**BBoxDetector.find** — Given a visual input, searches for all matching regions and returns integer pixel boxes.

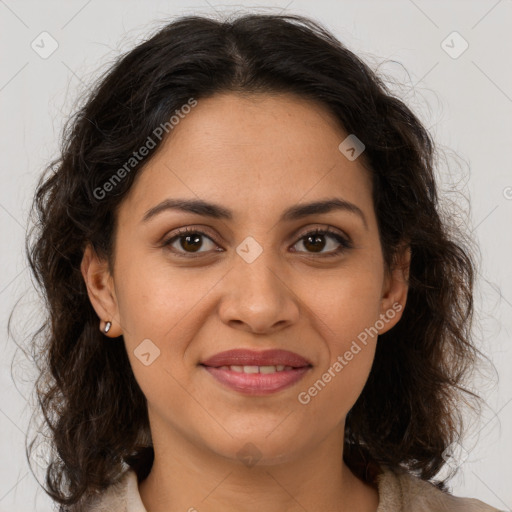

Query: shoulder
[375,465,504,512]
[71,467,146,512]
[65,464,504,512]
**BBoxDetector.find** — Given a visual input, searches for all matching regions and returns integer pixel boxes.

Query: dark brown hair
[22,12,492,509]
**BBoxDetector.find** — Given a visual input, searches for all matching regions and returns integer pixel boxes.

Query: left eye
[291,228,352,256]
[161,227,352,258]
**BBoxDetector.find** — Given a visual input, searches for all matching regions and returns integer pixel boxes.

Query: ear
[80,243,123,337]
[378,242,411,335]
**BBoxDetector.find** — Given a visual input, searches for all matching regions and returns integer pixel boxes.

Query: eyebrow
[142,197,368,230]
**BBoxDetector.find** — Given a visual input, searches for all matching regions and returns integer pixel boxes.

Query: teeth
[259,365,278,374]
[220,365,293,373]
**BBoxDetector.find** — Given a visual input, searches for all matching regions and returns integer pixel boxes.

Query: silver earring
[104,321,112,334]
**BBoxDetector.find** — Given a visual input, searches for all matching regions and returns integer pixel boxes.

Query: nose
[218,250,300,335]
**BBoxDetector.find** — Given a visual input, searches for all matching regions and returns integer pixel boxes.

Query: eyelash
[161,226,353,259]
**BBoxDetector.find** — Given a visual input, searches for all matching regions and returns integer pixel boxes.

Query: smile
[201,365,311,395]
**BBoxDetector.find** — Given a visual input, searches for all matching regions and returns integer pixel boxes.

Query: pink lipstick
[200,349,312,395]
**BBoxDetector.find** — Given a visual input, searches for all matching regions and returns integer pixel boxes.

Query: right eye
[161,227,222,258]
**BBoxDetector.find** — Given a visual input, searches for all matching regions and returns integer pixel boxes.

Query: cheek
[296,267,382,405]
[300,264,383,343]
[113,254,220,391]
[288,309,380,440]
[114,250,213,338]
[295,344,376,434]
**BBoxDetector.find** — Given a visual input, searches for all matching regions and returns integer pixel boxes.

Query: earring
[104,321,112,334]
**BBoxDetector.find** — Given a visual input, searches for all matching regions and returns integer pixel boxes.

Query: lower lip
[202,365,311,395]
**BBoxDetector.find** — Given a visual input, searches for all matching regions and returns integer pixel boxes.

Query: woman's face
[83,92,409,465]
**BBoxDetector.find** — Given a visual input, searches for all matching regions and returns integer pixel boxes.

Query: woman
[25,12,502,512]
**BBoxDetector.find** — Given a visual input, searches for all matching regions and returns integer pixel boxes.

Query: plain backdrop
[1,1,511,510]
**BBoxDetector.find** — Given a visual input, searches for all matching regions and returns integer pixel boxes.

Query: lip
[200,349,312,396]
[201,349,312,368]
[202,366,311,395]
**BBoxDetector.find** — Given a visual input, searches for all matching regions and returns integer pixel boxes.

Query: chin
[209,432,305,468]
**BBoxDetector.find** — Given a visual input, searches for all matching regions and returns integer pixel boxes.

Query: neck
[138,424,379,512]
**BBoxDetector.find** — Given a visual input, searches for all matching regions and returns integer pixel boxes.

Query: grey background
[0,0,511,510]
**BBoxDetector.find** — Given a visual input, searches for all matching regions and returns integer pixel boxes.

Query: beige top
[79,465,503,512]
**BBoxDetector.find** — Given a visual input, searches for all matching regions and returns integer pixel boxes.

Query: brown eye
[161,226,352,259]
[176,232,204,253]
[162,227,219,257]
[291,228,352,257]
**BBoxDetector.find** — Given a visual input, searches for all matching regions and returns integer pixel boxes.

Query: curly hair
[21,12,490,509]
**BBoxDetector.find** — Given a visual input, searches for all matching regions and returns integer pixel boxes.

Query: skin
[81,92,410,512]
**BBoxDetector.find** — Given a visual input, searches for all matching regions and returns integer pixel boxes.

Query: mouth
[200,348,312,368]
[200,349,313,395]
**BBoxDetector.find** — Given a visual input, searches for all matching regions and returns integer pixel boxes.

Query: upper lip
[201,349,312,368]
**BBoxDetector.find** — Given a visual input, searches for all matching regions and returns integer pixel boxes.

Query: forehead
[119,92,374,227]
